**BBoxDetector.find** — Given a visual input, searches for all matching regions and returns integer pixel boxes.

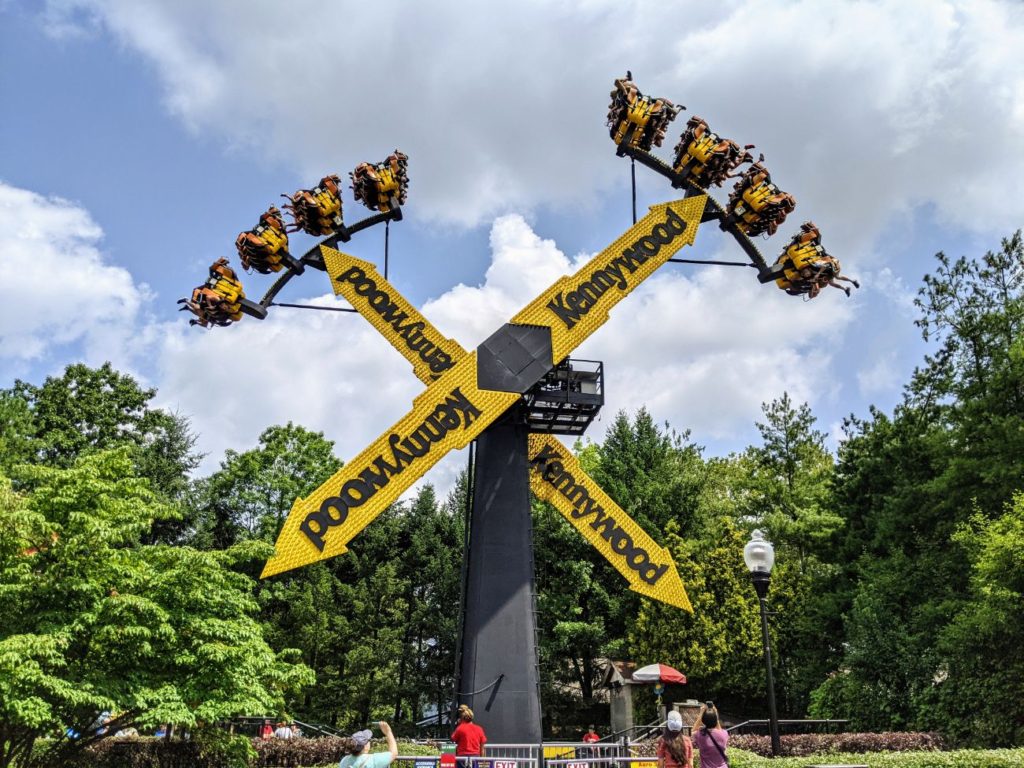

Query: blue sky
[2,0,1022,486]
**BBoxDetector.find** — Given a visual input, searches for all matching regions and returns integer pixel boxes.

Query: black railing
[727,719,849,735]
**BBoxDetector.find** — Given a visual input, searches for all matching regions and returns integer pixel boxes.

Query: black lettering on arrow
[546,206,688,330]
[529,443,664,585]
[337,266,455,378]
[299,386,484,551]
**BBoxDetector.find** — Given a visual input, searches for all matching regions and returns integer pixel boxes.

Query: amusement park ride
[178,74,858,741]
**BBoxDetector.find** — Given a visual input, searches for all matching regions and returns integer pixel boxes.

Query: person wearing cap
[340,721,398,768]
[582,725,600,744]
[657,711,693,768]
[450,705,486,766]
[692,704,728,768]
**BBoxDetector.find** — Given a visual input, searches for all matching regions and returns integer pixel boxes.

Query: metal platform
[523,359,604,436]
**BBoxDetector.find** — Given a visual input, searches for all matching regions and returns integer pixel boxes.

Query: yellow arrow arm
[512,196,706,363]
[526,436,691,611]
[321,247,467,385]
[262,353,519,578]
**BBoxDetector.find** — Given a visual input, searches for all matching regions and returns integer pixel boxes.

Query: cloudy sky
[2,0,1023,491]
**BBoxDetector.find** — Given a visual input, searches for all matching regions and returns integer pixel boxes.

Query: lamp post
[744,529,781,757]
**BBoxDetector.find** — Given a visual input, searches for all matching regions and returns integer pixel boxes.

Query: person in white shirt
[275,722,294,739]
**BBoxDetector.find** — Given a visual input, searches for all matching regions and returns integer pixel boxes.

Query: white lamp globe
[743,529,775,574]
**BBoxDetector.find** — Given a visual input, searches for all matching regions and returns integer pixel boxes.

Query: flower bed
[728,731,945,757]
[727,747,1024,768]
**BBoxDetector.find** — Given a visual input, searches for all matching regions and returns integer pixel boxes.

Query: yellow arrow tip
[261,543,349,579]
[631,552,692,612]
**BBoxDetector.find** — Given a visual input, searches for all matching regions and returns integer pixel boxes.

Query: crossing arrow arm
[261,352,518,578]
[320,246,468,386]
[264,199,706,584]
[527,435,692,612]
[512,196,705,363]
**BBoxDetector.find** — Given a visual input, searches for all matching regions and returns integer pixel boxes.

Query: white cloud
[154,293,423,473]
[857,350,903,397]
[153,211,859,475]
[0,181,149,368]
[869,267,918,316]
[40,0,1024,249]
[0,175,860,486]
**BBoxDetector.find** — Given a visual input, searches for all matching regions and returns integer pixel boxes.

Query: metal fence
[388,741,649,768]
[391,742,642,768]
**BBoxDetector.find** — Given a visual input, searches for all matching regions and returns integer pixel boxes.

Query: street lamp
[744,529,781,757]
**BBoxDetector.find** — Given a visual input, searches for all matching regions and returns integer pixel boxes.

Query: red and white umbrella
[633,663,687,685]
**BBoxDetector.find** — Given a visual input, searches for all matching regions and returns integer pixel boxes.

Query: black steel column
[457,406,542,743]
[752,573,781,756]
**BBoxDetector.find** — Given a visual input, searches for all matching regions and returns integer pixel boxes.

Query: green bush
[729,732,944,757]
[725,747,1024,768]
[194,729,257,768]
[70,736,435,767]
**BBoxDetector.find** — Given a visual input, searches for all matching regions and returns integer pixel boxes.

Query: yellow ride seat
[236,207,290,273]
[612,98,650,146]
[687,131,718,168]
[741,180,777,213]
[375,165,400,206]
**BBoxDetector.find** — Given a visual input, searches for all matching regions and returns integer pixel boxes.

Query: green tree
[532,411,707,730]
[0,392,36,476]
[737,394,842,714]
[919,494,1024,746]
[390,484,462,726]
[592,408,705,536]
[3,363,200,543]
[0,450,312,768]
[741,393,840,569]
[190,423,342,548]
[812,233,1024,737]
[629,516,766,713]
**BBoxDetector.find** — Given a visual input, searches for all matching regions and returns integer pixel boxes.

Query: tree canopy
[1,231,1022,755]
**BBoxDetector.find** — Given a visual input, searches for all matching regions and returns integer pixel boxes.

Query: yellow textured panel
[512,197,704,362]
[322,247,467,384]
[528,435,692,612]
[262,352,518,578]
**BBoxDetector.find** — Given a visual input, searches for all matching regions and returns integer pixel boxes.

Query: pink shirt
[692,728,728,768]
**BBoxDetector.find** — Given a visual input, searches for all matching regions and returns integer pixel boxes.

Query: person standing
[450,705,486,766]
[657,711,692,768]
[259,720,273,740]
[691,705,728,768]
[275,721,294,739]
[582,725,600,744]
[340,721,398,768]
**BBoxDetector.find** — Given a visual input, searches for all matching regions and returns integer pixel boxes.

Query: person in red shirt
[582,725,600,744]
[451,705,486,764]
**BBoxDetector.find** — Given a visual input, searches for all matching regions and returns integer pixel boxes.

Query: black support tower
[457,405,542,743]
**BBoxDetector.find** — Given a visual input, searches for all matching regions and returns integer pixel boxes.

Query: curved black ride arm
[616,144,782,282]
[245,207,404,315]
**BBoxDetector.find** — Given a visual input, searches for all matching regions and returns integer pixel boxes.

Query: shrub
[727,747,1024,768]
[253,736,356,766]
[68,735,431,768]
[728,731,945,757]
